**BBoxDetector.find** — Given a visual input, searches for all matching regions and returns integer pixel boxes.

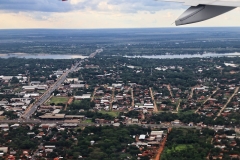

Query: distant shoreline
[0,52,239,59]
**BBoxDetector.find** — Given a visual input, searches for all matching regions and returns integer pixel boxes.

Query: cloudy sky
[0,0,240,29]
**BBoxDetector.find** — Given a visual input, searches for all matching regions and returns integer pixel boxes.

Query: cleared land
[47,96,69,105]
[99,111,120,117]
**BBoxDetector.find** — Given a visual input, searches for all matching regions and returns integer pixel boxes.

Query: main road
[22,61,82,119]
[0,119,203,129]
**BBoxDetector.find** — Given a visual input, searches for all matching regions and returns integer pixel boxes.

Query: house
[53,70,64,76]
[10,124,20,129]
[23,93,39,98]
[0,147,8,153]
[45,145,56,149]
[113,123,120,127]
[132,118,139,123]
[0,124,9,130]
[171,119,181,124]
[112,84,123,88]
[139,135,146,140]
[70,84,85,88]
[30,81,41,85]
[74,94,91,100]
[7,155,15,160]
[150,131,164,137]
[0,101,8,106]
[112,105,118,109]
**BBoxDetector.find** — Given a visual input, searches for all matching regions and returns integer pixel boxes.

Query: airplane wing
[162,0,240,25]
[164,0,240,7]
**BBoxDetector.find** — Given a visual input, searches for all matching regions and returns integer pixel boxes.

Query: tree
[11,76,19,84]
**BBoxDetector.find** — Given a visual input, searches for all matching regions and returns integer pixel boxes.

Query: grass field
[82,119,93,124]
[47,96,69,105]
[166,144,193,154]
[99,111,120,117]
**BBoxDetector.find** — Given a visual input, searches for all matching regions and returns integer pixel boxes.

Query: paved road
[1,118,238,132]
[23,61,82,119]
[0,119,202,129]
[89,49,103,58]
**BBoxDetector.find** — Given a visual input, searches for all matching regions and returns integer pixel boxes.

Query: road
[149,87,158,112]
[176,99,181,112]
[1,118,238,132]
[0,119,202,128]
[89,49,103,58]
[214,87,239,120]
[195,88,219,114]
[188,86,195,99]
[166,84,173,97]
[23,61,82,119]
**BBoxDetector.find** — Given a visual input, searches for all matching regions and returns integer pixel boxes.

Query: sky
[1,0,240,29]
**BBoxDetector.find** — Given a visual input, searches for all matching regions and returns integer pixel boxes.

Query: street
[22,61,82,119]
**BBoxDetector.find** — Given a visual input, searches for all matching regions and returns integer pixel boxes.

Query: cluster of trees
[80,56,240,92]
[0,29,98,55]
[7,127,38,150]
[42,125,150,160]
[3,111,18,119]
[150,112,232,126]
[74,125,150,160]
[161,128,214,160]
[68,99,95,110]
[0,58,73,76]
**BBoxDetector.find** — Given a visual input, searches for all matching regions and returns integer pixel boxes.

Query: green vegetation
[161,128,214,160]
[69,99,95,110]
[165,144,193,153]
[60,125,151,160]
[47,96,69,105]
[82,119,93,123]
[99,111,120,117]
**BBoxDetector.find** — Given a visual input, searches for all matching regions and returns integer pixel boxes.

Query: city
[0,47,240,159]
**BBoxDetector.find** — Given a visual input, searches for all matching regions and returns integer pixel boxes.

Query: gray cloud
[0,0,183,13]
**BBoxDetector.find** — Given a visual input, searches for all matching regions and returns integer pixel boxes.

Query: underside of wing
[163,0,240,7]
[175,5,235,26]
[162,0,238,25]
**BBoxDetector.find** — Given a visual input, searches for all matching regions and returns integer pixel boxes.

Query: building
[61,123,78,128]
[0,124,9,130]
[39,113,65,120]
[0,147,8,153]
[65,115,85,120]
[70,84,85,89]
[74,94,91,100]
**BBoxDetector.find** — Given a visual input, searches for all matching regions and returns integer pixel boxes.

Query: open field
[99,111,120,117]
[82,119,93,124]
[47,96,69,105]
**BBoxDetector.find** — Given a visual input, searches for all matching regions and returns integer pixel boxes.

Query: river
[125,52,240,59]
[0,53,88,59]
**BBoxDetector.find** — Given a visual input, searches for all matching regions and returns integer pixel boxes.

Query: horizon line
[1,26,240,30]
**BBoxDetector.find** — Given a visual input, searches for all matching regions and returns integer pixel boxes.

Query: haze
[1,0,240,29]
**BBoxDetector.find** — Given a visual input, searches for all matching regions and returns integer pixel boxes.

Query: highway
[0,119,202,129]
[89,49,103,58]
[22,61,82,119]
[1,118,238,131]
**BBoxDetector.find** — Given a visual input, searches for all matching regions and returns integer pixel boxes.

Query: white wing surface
[162,0,240,25]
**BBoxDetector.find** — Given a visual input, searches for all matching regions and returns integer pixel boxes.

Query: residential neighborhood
[0,56,240,159]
